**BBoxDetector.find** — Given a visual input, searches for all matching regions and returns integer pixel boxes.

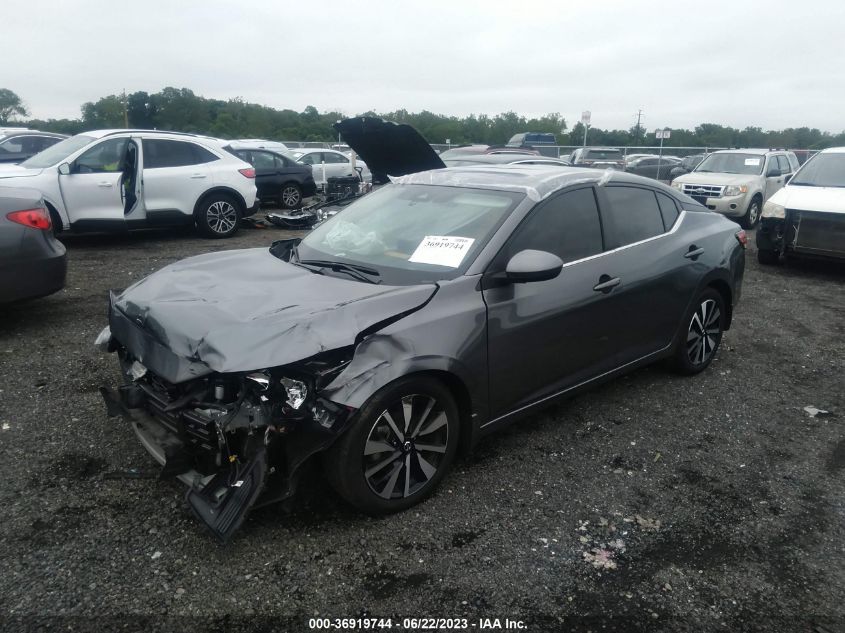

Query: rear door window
[656,192,680,230]
[776,155,791,173]
[602,186,666,248]
[250,151,276,170]
[143,139,217,168]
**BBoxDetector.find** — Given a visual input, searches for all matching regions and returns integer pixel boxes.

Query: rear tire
[757,249,780,265]
[672,288,725,375]
[280,183,302,209]
[325,376,459,515]
[740,196,761,229]
[195,193,241,239]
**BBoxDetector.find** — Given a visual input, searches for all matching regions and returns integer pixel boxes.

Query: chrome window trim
[554,209,687,271]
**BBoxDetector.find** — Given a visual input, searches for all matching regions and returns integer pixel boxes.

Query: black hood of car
[333,117,445,177]
[110,248,437,381]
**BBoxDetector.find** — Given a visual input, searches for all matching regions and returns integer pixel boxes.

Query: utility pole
[122,89,128,128]
[634,108,644,145]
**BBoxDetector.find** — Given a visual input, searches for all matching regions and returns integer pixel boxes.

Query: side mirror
[58,162,70,175]
[766,167,781,178]
[784,174,793,184]
[505,249,563,283]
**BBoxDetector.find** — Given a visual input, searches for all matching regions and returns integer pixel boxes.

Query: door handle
[593,275,621,292]
[190,173,207,179]
[98,181,113,188]
[685,246,705,259]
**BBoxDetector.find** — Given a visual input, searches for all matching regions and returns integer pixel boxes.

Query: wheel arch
[706,278,733,330]
[43,199,67,232]
[193,186,247,217]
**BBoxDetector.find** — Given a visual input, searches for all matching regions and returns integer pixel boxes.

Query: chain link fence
[280,141,819,164]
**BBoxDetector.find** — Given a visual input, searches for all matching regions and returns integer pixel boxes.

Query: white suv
[0,130,258,238]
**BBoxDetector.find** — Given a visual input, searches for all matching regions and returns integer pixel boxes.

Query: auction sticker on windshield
[409,236,475,268]
[744,158,761,166]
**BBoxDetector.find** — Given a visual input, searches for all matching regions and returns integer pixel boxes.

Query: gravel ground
[0,217,843,633]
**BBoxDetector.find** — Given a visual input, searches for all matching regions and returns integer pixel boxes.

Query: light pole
[581,110,591,148]
[336,120,341,146]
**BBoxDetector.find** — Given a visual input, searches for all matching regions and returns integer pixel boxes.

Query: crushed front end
[98,325,355,543]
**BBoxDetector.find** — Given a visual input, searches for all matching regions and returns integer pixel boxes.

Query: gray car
[98,166,745,541]
[0,186,67,303]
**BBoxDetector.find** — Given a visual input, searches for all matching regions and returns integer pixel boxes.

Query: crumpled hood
[0,164,44,179]
[768,185,845,214]
[112,248,438,377]
[334,117,445,177]
[677,172,758,186]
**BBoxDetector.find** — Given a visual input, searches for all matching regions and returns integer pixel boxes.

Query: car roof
[819,147,845,154]
[711,148,791,156]
[444,153,548,165]
[0,130,67,138]
[392,165,677,202]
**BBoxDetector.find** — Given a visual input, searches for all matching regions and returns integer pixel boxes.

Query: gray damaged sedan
[98,165,746,541]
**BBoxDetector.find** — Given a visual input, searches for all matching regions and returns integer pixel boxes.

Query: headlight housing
[723,185,748,196]
[671,182,684,190]
[762,200,786,219]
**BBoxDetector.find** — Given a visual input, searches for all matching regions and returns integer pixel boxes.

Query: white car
[234,138,289,153]
[288,148,371,187]
[756,147,845,264]
[0,130,258,238]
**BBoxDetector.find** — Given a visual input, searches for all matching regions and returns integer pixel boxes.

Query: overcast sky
[6,0,845,132]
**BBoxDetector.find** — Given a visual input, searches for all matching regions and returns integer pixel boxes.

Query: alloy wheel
[281,186,301,208]
[748,201,760,225]
[363,394,449,500]
[206,200,237,234]
[686,298,721,365]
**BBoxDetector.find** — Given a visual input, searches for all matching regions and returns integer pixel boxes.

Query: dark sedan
[625,155,682,180]
[0,187,67,303]
[97,166,745,541]
[227,146,316,208]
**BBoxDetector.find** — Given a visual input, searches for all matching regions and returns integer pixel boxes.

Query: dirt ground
[0,217,843,633]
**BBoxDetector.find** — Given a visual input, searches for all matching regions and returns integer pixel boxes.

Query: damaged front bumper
[99,351,354,543]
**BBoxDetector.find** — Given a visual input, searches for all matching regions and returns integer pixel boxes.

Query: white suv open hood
[769,185,845,215]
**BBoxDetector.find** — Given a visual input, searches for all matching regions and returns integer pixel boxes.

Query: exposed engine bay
[101,344,355,543]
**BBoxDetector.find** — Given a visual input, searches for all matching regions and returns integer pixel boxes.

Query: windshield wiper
[297,259,381,284]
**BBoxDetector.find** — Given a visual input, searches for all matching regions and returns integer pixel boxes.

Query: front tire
[325,376,459,514]
[672,288,725,375]
[757,249,780,265]
[740,196,761,229]
[195,193,241,239]
[280,183,303,209]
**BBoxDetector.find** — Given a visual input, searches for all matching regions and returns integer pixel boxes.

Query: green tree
[0,88,29,123]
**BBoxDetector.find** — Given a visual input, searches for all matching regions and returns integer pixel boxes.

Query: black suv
[0,129,67,164]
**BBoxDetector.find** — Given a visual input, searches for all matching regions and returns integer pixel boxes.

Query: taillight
[238,167,256,178]
[735,230,748,248]
[7,207,51,230]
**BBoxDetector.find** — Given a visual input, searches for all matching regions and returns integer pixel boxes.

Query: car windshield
[789,153,845,188]
[297,184,522,284]
[20,135,95,168]
[695,153,764,175]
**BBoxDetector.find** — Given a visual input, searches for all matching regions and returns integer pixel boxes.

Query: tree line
[3,87,844,149]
